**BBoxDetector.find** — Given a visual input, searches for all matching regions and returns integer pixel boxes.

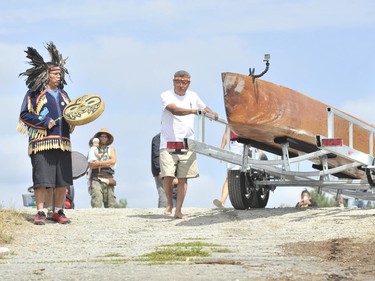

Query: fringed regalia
[17,41,74,155]
[17,89,74,155]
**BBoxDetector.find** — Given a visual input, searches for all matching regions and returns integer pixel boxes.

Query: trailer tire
[228,169,271,209]
[249,184,270,208]
[228,170,252,210]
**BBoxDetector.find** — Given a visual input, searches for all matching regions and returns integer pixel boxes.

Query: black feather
[45,41,70,88]
[19,47,48,92]
[19,42,70,92]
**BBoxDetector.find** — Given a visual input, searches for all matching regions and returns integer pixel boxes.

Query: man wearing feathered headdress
[18,42,74,225]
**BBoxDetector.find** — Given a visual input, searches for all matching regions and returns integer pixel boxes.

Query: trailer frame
[185,109,375,209]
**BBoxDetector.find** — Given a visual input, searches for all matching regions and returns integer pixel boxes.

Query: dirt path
[1,207,375,281]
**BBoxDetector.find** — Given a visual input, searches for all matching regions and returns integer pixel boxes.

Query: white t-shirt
[160,89,206,149]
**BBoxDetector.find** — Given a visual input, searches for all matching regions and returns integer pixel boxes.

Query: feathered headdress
[19,41,69,92]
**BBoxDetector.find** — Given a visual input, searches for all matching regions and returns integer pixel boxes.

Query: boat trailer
[184,109,375,209]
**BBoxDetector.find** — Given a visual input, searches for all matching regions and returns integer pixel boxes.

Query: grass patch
[138,240,230,264]
[141,247,209,263]
[211,247,233,253]
[0,209,25,246]
[161,241,220,248]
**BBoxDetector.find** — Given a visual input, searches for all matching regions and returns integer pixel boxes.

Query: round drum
[63,94,105,126]
[72,151,88,179]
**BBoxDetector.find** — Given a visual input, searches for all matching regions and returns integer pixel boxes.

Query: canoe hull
[222,72,374,179]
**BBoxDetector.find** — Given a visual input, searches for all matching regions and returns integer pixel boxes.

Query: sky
[1,0,375,210]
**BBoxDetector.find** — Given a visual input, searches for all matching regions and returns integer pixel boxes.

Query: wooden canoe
[222,72,375,179]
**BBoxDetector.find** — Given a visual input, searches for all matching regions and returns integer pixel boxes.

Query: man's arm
[165,103,198,116]
[19,94,52,129]
[165,103,219,121]
[89,147,117,169]
[202,106,219,120]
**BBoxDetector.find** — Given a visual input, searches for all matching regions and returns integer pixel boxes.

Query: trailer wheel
[248,172,270,208]
[228,169,271,209]
[228,170,252,210]
[249,185,269,208]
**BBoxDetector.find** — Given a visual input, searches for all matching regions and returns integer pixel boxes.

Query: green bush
[114,198,128,208]
[310,190,337,207]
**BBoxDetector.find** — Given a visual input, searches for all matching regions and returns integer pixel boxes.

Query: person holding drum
[18,42,73,225]
[88,128,117,208]
[160,70,218,219]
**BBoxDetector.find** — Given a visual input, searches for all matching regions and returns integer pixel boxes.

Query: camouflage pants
[89,179,116,208]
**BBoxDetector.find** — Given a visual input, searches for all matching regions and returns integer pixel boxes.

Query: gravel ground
[1,207,375,281]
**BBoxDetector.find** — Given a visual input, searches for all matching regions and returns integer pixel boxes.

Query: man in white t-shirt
[160,70,218,219]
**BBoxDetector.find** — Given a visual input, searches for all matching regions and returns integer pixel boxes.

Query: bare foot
[213,199,224,208]
[164,208,172,216]
[174,212,187,219]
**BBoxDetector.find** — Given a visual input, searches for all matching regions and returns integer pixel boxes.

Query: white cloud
[1,1,375,37]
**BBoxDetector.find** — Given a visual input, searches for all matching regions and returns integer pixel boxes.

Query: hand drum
[63,94,105,126]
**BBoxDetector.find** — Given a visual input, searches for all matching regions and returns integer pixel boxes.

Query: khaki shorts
[160,149,199,179]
